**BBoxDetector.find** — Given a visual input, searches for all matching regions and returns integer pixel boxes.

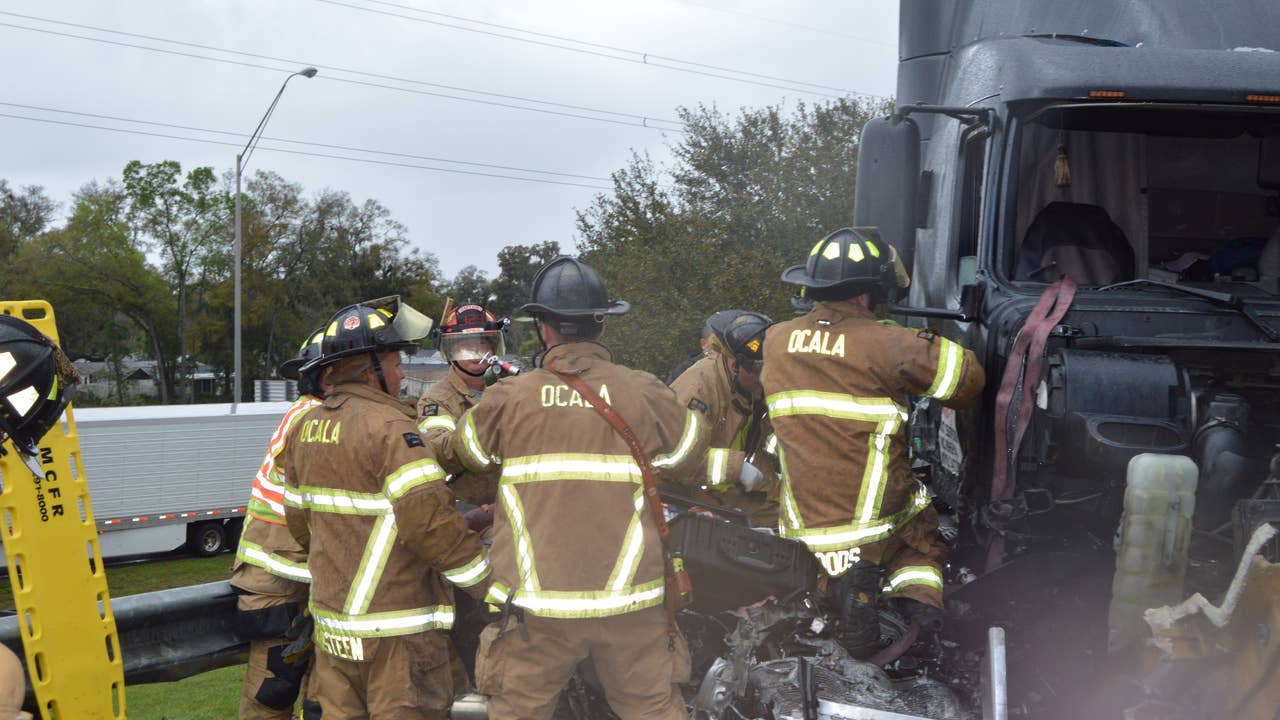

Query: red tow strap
[985,277,1077,572]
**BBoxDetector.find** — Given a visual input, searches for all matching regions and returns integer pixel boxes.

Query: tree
[488,241,561,358]
[10,181,177,401]
[122,160,224,400]
[577,98,883,375]
[0,180,57,280]
[444,265,491,307]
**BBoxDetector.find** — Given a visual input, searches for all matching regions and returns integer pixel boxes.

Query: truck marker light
[1088,90,1125,98]
[1246,94,1280,104]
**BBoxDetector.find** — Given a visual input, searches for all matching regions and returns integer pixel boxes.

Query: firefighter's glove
[282,609,315,666]
[462,504,495,533]
[739,461,765,492]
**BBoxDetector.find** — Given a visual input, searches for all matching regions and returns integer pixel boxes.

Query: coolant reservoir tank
[1107,453,1198,652]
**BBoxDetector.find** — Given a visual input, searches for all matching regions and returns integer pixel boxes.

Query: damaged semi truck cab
[855,1,1280,716]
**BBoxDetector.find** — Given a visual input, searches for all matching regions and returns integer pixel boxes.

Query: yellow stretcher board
[0,300,124,719]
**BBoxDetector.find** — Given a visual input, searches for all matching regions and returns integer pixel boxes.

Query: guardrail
[0,581,246,710]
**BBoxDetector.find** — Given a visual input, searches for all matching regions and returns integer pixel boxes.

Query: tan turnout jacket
[417,370,499,506]
[279,382,489,661]
[761,299,985,574]
[453,341,707,619]
[669,355,779,526]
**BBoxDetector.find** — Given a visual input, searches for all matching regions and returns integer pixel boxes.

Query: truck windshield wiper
[1096,279,1280,342]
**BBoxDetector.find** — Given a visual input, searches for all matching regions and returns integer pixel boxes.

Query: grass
[1,551,246,717]
[125,664,245,720]
[0,552,235,611]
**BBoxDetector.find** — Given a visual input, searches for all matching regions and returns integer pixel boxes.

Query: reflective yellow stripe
[653,409,702,469]
[312,604,455,638]
[502,484,541,591]
[605,488,647,591]
[884,565,943,593]
[236,537,312,583]
[383,458,444,502]
[706,448,730,488]
[501,454,641,484]
[418,415,456,432]
[288,486,390,515]
[854,419,900,525]
[487,578,665,619]
[925,337,964,401]
[459,412,495,468]
[442,550,491,588]
[344,514,397,615]
[781,483,932,554]
[777,445,804,532]
[766,390,907,423]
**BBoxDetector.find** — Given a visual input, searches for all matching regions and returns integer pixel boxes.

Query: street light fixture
[232,66,317,413]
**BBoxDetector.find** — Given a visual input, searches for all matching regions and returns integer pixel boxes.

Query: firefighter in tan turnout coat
[230,329,326,719]
[280,297,490,719]
[416,302,509,508]
[669,309,780,527]
[762,228,985,656]
[453,257,707,720]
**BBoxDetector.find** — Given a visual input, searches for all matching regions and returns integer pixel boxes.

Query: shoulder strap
[550,370,671,540]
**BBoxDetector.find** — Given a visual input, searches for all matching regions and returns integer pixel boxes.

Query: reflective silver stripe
[345,514,397,614]
[313,608,455,636]
[460,413,494,467]
[856,419,899,524]
[295,489,391,514]
[418,415,456,432]
[488,581,664,616]
[764,433,778,455]
[767,391,906,422]
[926,337,964,401]
[282,487,304,508]
[884,566,943,592]
[502,484,540,591]
[706,448,730,487]
[442,551,490,588]
[782,484,932,553]
[384,459,444,501]
[653,410,702,469]
[238,542,312,582]
[608,490,647,591]
[501,455,641,484]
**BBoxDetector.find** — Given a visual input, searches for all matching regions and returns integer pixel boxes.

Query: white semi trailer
[70,402,291,558]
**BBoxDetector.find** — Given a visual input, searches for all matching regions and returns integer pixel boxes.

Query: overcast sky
[1,1,897,278]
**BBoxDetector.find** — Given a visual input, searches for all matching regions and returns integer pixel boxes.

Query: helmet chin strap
[369,350,390,395]
[453,360,487,377]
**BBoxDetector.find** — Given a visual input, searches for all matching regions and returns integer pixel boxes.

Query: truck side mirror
[854,115,921,272]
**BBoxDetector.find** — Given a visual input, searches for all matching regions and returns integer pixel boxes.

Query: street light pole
[232,66,317,413]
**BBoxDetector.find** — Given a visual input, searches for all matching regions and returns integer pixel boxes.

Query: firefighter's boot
[836,560,884,661]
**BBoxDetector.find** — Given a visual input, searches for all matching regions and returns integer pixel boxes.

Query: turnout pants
[860,505,947,608]
[312,630,453,720]
[237,592,313,720]
[475,605,690,720]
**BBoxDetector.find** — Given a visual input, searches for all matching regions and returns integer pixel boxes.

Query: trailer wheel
[187,521,227,557]
[225,518,244,553]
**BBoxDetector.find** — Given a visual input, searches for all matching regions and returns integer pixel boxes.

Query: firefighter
[664,316,715,385]
[279,296,490,720]
[452,257,707,720]
[669,309,780,527]
[416,302,511,508]
[230,328,329,719]
[762,228,985,657]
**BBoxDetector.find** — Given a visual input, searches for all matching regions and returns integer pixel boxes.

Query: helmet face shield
[388,300,434,346]
[440,332,504,362]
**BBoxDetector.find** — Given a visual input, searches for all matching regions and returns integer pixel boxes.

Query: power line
[675,1,894,46]
[0,101,611,181]
[0,13,684,131]
[0,112,614,191]
[309,0,876,100]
